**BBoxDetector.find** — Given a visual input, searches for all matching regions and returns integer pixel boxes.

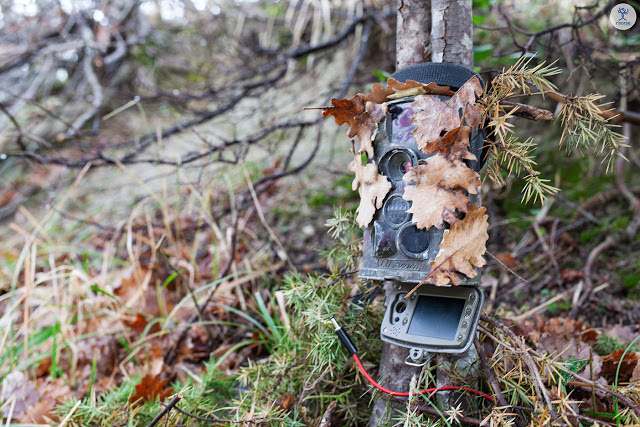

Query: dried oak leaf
[129,373,174,404]
[366,78,454,104]
[600,350,639,384]
[411,76,483,154]
[402,155,480,229]
[421,125,477,160]
[423,203,488,286]
[349,152,391,228]
[321,95,387,158]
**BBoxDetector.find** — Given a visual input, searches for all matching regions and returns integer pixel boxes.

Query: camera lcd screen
[407,295,466,340]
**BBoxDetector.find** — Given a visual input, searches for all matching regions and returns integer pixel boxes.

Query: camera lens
[383,195,410,227]
[380,149,414,182]
[397,224,430,258]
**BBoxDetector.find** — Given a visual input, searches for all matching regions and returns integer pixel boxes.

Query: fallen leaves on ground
[129,373,174,404]
[601,350,638,383]
[274,393,295,412]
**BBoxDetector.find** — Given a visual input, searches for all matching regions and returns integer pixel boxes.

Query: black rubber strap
[391,62,484,91]
[390,62,488,172]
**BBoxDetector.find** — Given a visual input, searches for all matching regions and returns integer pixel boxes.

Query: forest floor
[1,72,639,426]
[1,145,640,425]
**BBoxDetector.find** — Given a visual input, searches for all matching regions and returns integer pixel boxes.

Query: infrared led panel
[407,295,466,340]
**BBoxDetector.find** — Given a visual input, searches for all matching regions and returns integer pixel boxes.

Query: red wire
[353,354,495,403]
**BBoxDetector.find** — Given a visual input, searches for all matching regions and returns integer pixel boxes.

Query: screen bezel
[380,284,482,351]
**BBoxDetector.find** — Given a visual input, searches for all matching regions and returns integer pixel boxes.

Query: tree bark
[369,2,476,425]
[368,3,434,422]
[431,0,474,68]
[396,0,431,69]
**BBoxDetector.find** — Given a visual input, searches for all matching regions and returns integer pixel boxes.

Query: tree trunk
[430,0,478,411]
[369,1,475,425]
[396,0,431,69]
[367,3,433,420]
[368,282,422,426]
[431,0,474,68]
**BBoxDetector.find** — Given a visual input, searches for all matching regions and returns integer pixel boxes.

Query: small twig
[474,337,527,426]
[481,315,640,418]
[569,236,614,317]
[499,101,554,121]
[615,74,640,236]
[480,315,566,426]
[486,251,530,285]
[318,401,338,427]
[161,402,269,424]
[145,393,182,427]
[474,338,509,408]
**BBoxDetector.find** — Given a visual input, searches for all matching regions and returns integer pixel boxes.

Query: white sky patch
[192,0,208,11]
[12,0,39,17]
[59,0,73,13]
[56,68,69,82]
[92,9,104,22]
[59,0,95,13]
[160,0,186,21]
[140,0,157,16]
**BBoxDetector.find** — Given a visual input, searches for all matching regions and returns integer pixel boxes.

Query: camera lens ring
[396,222,430,259]
[381,195,411,228]
[379,148,417,182]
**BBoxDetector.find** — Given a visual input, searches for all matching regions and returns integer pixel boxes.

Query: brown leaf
[321,96,387,157]
[35,357,52,378]
[600,350,639,384]
[423,203,488,286]
[631,361,640,383]
[420,125,477,161]
[349,151,391,228]
[402,155,480,230]
[411,77,483,154]
[560,269,584,282]
[129,374,174,405]
[0,189,18,207]
[366,78,454,104]
[274,393,295,412]
[21,378,71,424]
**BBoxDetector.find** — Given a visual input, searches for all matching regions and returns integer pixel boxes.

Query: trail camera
[358,63,487,357]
